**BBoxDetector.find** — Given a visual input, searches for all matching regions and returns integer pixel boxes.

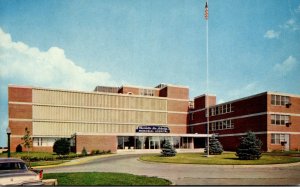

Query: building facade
[8,84,300,153]
[8,84,208,153]
[188,92,300,151]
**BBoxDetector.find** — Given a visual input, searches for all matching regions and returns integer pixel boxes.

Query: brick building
[8,84,208,153]
[188,92,300,151]
[8,84,300,153]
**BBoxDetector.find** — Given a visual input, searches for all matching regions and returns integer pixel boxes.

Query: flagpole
[205,0,210,157]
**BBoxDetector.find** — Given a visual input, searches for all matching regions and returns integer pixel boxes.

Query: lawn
[140,152,300,165]
[43,172,172,186]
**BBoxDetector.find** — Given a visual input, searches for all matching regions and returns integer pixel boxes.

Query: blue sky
[0,0,299,146]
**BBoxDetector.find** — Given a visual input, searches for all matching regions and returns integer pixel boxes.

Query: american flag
[204,1,208,20]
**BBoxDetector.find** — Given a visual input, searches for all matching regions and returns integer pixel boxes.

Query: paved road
[42,154,300,185]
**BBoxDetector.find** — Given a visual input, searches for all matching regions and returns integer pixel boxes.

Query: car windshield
[0,162,27,170]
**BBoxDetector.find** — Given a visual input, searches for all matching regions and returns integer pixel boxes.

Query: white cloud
[281,18,299,31]
[273,56,298,75]
[264,30,280,39]
[0,28,117,91]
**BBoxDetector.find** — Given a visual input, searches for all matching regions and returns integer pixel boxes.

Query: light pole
[6,127,11,158]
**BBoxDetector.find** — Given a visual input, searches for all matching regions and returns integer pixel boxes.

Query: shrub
[204,134,223,155]
[236,131,262,160]
[95,150,100,154]
[81,147,88,156]
[16,144,23,152]
[53,138,71,155]
[161,140,176,157]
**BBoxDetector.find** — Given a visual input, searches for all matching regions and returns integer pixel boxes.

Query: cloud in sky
[281,19,299,31]
[0,28,117,91]
[264,30,280,39]
[273,56,298,75]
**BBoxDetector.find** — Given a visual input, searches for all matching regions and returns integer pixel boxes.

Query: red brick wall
[167,100,189,112]
[219,134,267,151]
[119,87,140,95]
[168,126,187,134]
[32,147,53,152]
[9,104,32,119]
[290,134,300,151]
[9,121,32,135]
[268,94,300,114]
[167,113,187,125]
[10,137,24,152]
[159,86,189,99]
[8,87,32,103]
[76,135,117,153]
[193,95,216,110]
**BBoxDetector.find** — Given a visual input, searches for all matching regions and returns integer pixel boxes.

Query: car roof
[0,158,25,163]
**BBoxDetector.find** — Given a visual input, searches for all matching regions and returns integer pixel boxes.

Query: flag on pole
[204,1,208,20]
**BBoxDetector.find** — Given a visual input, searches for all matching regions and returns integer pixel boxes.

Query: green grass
[140,152,300,165]
[43,172,172,186]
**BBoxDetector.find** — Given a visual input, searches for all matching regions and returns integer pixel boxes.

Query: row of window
[209,120,234,131]
[139,89,155,96]
[271,95,290,106]
[209,104,232,116]
[271,114,290,125]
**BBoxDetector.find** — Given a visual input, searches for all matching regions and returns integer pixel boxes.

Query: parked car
[0,158,43,185]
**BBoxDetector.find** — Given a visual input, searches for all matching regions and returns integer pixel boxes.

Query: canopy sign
[136,126,170,133]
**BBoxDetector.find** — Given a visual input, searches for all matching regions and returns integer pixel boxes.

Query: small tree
[16,144,23,152]
[161,140,177,157]
[81,147,88,156]
[21,127,32,168]
[204,134,223,155]
[236,131,262,160]
[53,138,71,155]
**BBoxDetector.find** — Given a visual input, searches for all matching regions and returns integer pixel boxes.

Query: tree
[21,127,32,152]
[21,127,32,167]
[236,131,263,160]
[161,140,177,157]
[53,138,71,155]
[16,144,23,152]
[204,134,224,155]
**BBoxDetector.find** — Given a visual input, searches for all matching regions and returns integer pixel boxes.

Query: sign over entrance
[136,126,170,133]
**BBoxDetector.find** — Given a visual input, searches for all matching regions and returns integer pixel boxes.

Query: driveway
[42,154,300,185]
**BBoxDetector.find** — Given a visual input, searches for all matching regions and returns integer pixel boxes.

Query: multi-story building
[8,84,208,153]
[188,92,300,151]
[8,83,300,153]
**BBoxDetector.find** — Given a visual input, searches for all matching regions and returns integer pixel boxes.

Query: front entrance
[149,137,160,149]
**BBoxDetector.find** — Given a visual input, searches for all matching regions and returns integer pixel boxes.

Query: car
[0,158,43,185]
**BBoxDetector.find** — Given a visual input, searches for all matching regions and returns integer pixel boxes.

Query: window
[271,95,290,106]
[271,114,290,125]
[271,134,288,144]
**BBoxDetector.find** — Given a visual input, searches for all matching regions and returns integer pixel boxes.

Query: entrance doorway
[149,137,160,149]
